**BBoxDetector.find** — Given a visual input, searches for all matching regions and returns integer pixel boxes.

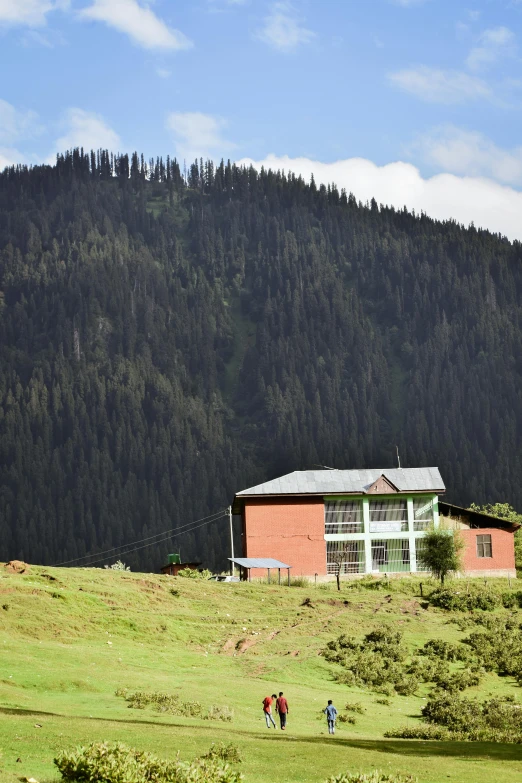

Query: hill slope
[1,565,522,783]
[1,153,522,568]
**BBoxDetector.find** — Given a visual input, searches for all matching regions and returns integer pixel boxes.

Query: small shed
[161,561,201,576]
[229,557,292,585]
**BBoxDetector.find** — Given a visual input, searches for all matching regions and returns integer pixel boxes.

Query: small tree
[417,529,463,585]
[330,543,354,591]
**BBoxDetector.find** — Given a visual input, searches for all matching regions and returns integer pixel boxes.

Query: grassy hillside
[0,565,521,783]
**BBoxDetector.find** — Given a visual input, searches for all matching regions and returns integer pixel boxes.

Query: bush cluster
[344,702,365,714]
[421,693,522,742]
[463,619,522,679]
[429,586,522,612]
[115,690,233,721]
[325,772,417,783]
[384,725,448,740]
[177,568,212,580]
[54,742,243,783]
[201,743,242,764]
[324,627,482,696]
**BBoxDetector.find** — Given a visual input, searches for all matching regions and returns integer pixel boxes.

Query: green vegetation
[1,565,522,783]
[2,152,522,571]
[54,742,243,783]
[416,530,463,585]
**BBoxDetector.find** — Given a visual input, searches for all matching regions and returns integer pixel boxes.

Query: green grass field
[0,564,521,783]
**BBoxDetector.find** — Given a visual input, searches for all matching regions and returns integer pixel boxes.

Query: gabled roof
[235,467,445,500]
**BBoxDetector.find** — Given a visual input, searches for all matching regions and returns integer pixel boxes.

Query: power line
[78,513,228,569]
[51,508,228,567]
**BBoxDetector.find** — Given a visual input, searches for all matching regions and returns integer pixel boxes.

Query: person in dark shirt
[275,691,289,730]
[262,693,277,728]
[323,699,338,734]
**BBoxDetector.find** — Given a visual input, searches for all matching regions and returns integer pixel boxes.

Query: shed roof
[229,557,291,569]
[439,501,521,531]
[236,467,444,500]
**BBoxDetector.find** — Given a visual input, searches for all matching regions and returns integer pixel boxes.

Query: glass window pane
[325,500,363,534]
[369,500,408,532]
[413,498,434,531]
[370,539,410,573]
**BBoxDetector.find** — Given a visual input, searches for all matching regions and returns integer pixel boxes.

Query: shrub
[178,568,212,580]
[116,690,232,721]
[384,725,448,740]
[375,698,390,706]
[325,771,417,783]
[205,705,234,722]
[429,587,500,611]
[344,702,365,714]
[201,743,242,764]
[54,742,243,783]
[338,714,356,724]
[393,677,418,696]
[463,620,522,676]
[109,560,130,571]
[421,692,522,741]
[419,639,469,662]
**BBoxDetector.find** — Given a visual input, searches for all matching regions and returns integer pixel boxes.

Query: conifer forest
[1,151,521,571]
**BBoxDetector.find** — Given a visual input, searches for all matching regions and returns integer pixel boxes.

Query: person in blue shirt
[323,700,338,734]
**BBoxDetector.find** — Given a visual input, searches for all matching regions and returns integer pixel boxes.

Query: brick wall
[243,497,326,577]
[460,528,515,573]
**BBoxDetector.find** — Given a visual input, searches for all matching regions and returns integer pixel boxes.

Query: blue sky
[2,0,522,238]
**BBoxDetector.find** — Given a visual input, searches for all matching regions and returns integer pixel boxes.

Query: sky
[1,0,522,239]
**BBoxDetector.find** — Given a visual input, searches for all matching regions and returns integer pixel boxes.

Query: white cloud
[411,125,522,186]
[388,66,492,103]
[51,108,120,158]
[79,0,193,51]
[256,2,314,53]
[166,111,235,161]
[0,98,42,144]
[0,147,26,169]
[238,153,522,241]
[156,67,171,78]
[466,26,515,72]
[0,0,68,27]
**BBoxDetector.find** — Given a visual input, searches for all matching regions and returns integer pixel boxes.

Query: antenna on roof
[313,464,336,470]
[396,446,401,469]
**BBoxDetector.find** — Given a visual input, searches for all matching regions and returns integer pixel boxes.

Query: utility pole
[228,505,235,575]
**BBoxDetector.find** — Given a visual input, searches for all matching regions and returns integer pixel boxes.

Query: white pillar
[407,496,417,572]
[362,497,372,573]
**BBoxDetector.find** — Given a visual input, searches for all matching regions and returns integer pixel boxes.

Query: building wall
[243,497,326,577]
[460,527,516,575]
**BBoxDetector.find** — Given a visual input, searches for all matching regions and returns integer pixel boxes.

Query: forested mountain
[1,150,521,571]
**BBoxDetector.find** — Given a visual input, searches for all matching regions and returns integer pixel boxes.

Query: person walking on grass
[276,691,289,730]
[323,700,338,735]
[262,693,278,728]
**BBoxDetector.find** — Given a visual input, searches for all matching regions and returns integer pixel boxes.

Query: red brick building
[232,468,518,579]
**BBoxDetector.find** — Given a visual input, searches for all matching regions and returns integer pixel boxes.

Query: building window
[476,534,492,558]
[371,539,410,573]
[413,498,434,531]
[324,500,363,534]
[369,500,408,532]
[326,540,365,574]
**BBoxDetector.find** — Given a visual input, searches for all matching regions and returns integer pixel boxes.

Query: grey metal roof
[229,557,291,569]
[236,467,444,497]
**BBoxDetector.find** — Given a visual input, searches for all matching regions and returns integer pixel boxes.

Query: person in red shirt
[275,691,289,730]
[262,693,277,728]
